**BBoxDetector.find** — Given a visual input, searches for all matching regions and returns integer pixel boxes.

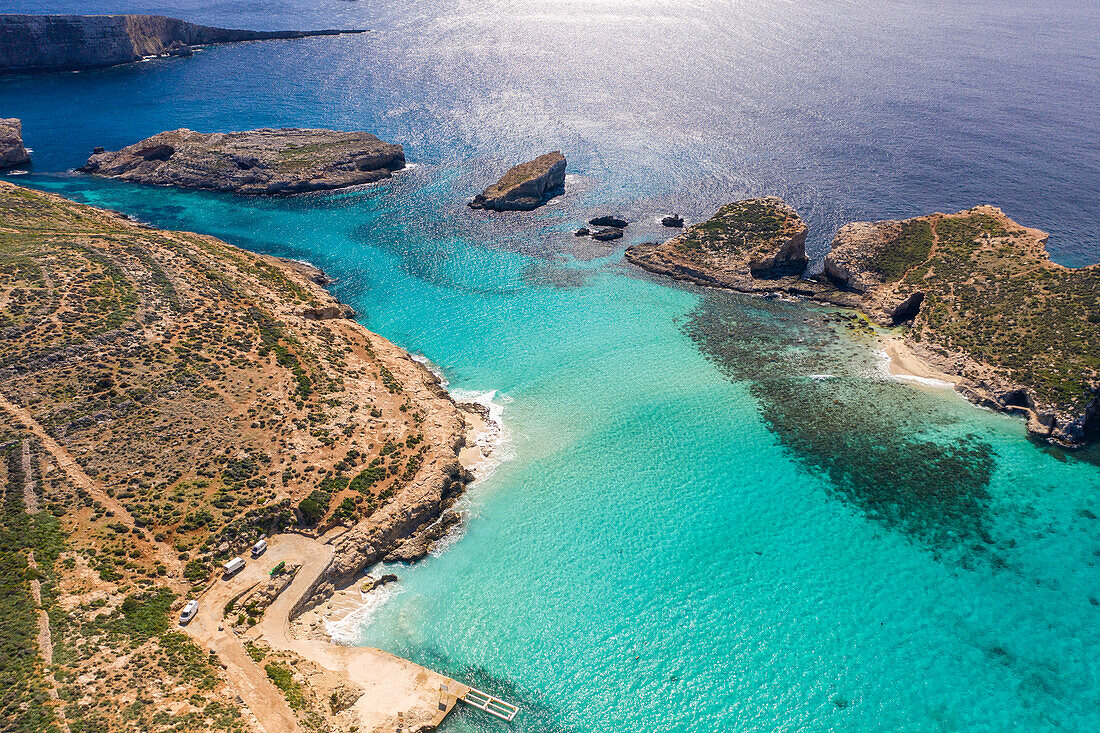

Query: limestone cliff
[79,127,405,195]
[0,14,367,73]
[469,151,566,211]
[0,118,30,168]
[825,206,1099,447]
[625,197,833,297]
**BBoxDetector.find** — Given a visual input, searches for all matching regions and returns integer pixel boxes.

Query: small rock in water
[661,214,684,227]
[591,227,624,242]
[589,215,628,228]
[574,226,591,237]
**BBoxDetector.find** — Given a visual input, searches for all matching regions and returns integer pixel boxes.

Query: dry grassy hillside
[0,181,469,731]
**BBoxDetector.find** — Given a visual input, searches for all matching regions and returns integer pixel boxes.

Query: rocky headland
[0,181,476,731]
[824,206,1099,447]
[469,151,566,211]
[627,198,1099,447]
[79,127,405,194]
[0,14,367,73]
[0,118,30,168]
[625,197,844,300]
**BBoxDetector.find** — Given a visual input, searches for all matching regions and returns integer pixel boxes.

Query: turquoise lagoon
[5,0,1100,729]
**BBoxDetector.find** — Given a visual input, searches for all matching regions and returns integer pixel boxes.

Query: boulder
[469,151,566,211]
[661,214,684,227]
[0,119,30,168]
[589,215,628,228]
[591,227,624,242]
[301,303,354,321]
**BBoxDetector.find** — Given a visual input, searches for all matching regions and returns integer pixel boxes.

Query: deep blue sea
[5,1,1100,730]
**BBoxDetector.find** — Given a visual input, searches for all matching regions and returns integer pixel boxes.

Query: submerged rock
[0,118,30,168]
[0,14,368,73]
[79,127,405,195]
[469,151,566,211]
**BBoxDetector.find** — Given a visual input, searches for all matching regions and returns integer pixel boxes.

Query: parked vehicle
[251,539,268,557]
[222,557,245,577]
[179,600,199,625]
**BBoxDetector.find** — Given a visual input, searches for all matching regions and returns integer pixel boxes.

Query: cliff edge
[0,14,367,73]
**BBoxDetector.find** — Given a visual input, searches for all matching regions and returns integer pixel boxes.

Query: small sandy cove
[880,334,961,386]
[185,409,499,733]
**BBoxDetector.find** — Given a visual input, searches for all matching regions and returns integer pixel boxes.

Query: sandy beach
[880,334,961,386]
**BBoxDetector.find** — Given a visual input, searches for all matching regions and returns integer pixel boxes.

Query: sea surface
[5,1,1100,730]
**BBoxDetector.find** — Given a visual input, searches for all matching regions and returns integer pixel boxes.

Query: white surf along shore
[300,355,514,644]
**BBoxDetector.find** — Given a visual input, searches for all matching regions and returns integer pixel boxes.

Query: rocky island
[625,197,836,297]
[469,151,566,211]
[824,206,1099,447]
[0,181,479,732]
[0,118,30,168]
[79,127,406,194]
[627,198,1099,447]
[0,14,367,73]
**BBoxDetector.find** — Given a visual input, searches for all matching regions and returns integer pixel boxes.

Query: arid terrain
[0,181,475,732]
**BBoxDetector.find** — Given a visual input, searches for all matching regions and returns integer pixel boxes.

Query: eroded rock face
[825,206,1100,448]
[469,151,566,211]
[79,128,405,195]
[0,14,367,73]
[0,118,30,168]
[301,303,355,321]
[626,197,809,293]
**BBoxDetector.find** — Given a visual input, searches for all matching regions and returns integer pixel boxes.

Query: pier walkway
[460,687,519,721]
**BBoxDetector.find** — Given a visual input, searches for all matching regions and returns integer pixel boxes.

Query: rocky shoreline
[79,127,405,195]
[627,199,1099,448]
[0,14,367,73]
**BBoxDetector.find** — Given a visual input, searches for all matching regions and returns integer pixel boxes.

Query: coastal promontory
[0,118,30,168]
[0,14,367,73]
[628,199,1098,447]
[79,127,405,194]
[625,197,829,296]
[824,206,1099,447]
[469,151,566,211]
[0,181,473,730]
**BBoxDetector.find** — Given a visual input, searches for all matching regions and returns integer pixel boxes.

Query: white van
[222,557,245,577]
[251,539,268,557]
[179,600,199,625]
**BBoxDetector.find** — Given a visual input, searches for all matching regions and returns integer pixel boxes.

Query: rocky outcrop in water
[0,119,30,168]
[822,206,1099,448]
[625,197,823,295]
[627,200,1099,448]
[469,151,566,211]
[79,128,405,195]
[0,14,367,73]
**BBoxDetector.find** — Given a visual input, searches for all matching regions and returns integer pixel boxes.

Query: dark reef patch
[685,290,996,553]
